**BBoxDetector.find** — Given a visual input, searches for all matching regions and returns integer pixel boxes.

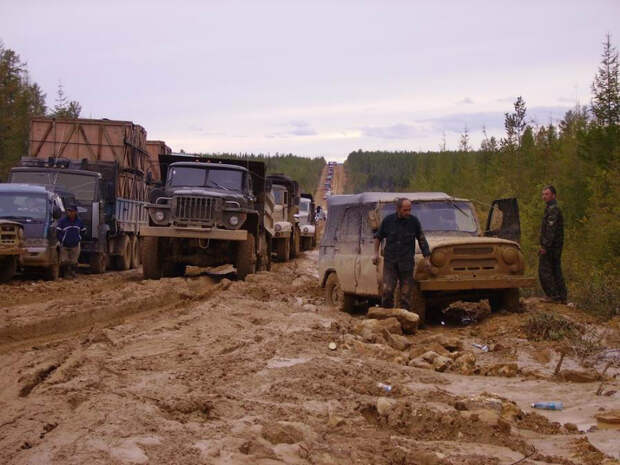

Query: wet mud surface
[0,251,618,464]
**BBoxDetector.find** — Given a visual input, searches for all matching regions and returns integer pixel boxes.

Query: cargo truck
[8,117,150,273]
[140,154,274,280]
[268,174,301,261]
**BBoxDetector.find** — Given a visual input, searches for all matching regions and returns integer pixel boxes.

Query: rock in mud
[452,351,477,375]
[367,307,420,334]
[302,303,318,312]
[376,397,397,416]
[435,335,463,352]
[558,369,601,383]
[354,317,402,341]
[381,329,412,351]
[420,351,440,363]
[432,355,452,372]
[483,363,519,377]
[594,409,620,424]
[261,422,305,445]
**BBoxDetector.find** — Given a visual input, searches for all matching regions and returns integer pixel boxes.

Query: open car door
[484,198,521,243]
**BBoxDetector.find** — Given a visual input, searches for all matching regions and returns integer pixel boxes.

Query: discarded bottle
[472,343,489,352]
[531,402,563,411]
[377,382,392,393]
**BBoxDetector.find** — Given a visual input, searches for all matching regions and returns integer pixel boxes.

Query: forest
[345,36,619,317]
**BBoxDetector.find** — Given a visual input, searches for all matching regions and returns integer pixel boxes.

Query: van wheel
[490,289,520,312]
[130,236,141,269]
[142,237,162,280]
[325,273,354,312]
[236,233,256,280]
[275,238,290,262]
[410,285,426,326]
[43,249,60,281]
[115,236,131,271]
[0,256,18,282]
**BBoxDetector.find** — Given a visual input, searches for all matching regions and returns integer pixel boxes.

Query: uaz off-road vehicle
[319,192,535,322]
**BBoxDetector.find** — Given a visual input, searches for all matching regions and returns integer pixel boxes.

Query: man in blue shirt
[57,205,86,278]
[373,198,431,312]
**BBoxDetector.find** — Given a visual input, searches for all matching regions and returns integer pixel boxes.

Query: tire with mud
[325,272,355,312]
[114,235,132,271]
[274,238,290,262]
[130,235,141,269]
[0,256,18,282]
[257,232,271,272]
[43,249,60,281]
[142,236,162,280]
[236,233,256,280]
[89,252,107,274]
[490,289,521,312]
[290,229,301,259]
[163,262,186,278]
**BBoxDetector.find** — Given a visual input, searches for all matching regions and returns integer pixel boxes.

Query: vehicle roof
[327,192,469,207]
[169,161,248,172]
[11,166,100,177]
[0,183,54,195]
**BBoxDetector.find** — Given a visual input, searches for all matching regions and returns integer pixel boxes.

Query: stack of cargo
[145,140,171,184]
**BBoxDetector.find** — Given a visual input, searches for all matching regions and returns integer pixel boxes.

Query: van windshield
[382,200,478,233]
[168,166,244,191]
[10,171,96,202]
[0,193,48,221]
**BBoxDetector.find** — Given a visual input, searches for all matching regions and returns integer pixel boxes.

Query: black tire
[114,236,131,271]
[142,237,162,280]
[130,236,141,269]
[0,256,17,282]
[410,284,427,326]
[257,232,271,272]
[490,289,521,312]
[43,249,60,281]
[290,229,301,259]
[236,233,256,280]
[89,252,107,274]
[275,238,290,262]
[325,273,355,312]
[163,262,186,278]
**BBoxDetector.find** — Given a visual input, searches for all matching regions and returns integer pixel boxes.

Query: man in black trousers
[539,185,567,304]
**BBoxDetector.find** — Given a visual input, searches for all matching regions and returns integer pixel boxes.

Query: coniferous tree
[591,34,619,128]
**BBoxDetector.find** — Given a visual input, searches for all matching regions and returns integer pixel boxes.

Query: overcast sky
[2,1,619,161]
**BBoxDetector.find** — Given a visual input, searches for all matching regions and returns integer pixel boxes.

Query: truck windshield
[169,167,244,191]
[10,171,96,202]
[0,194,48,221]
[299,199,310,213]
[382,201,478,233]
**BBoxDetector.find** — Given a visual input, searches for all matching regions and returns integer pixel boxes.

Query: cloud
[268,120,318,138]
[362,123,428,139]
[457,97,475,105]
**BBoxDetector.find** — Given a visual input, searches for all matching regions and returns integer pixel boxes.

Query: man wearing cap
[57,205,86,278]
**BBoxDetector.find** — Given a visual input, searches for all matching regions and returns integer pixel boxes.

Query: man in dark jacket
[57,205,86,278]
[539,185,567,303]
[373,198,431,314]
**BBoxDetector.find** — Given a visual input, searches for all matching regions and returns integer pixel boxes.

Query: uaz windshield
[168,166,244,191]
[0,194,48,221]
[382,201,478,233]
[10,171,96,202]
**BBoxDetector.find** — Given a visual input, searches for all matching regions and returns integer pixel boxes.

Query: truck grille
[449,245,497,271]
[174,196,215,224]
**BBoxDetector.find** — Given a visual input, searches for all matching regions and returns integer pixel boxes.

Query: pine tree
[51,81,81,119]
[591,34,619,127]
[502,96,527,149]
[458,126,471,152]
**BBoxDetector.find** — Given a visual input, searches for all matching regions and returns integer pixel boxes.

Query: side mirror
[368,210,379,231]
[52,206,62,220]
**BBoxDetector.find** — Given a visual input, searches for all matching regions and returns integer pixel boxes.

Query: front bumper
[22,247,53,267]
[419,276,536,291]
[140,225,247,241]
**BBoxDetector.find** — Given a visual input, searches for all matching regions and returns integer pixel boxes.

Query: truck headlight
[229,215,239,226]
[502,247,518,265]
[303,226,309,233]
[430,250,447,267]
[155,210,166,222]
[275,224,282,232]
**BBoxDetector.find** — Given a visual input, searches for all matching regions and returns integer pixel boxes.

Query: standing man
[373,198,431,315]
[539,185,567,304]
[57,205,86,278]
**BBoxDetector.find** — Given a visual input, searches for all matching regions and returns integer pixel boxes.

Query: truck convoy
[268,174,301,262]
[297,193,317,251]
[8,117,151,273]
[140,154,274,280]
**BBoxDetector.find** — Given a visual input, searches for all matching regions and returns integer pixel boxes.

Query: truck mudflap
[140,225,248,241]
[419,276,536,291]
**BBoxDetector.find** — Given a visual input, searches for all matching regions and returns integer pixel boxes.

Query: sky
[1,0,619,161]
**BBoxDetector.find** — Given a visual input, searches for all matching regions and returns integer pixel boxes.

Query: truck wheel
[130,236,141,269]
[0,256,17,282]
[163,262,186,278]
[290,230,301,259]
[43,249,60,281]
[490,289,521,312]
[115,236,132,271]
[257,233,270,271]
[410,284,427,326]
[325,273,355,312]
[275,238,290,262]
[89,252,107,274]
[142,237,162,280]
[236,233,256,280]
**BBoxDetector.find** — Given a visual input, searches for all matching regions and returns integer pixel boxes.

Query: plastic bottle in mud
[531,402,563,410]
[377,383,392,393]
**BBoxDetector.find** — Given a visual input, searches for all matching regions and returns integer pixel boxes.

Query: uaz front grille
[174,196,215,225]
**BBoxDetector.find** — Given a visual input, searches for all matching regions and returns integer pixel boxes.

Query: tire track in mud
[0,269,226,349]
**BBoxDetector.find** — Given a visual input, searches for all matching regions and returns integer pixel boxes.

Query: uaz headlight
[154,210,166,222]
[229,215,239,226]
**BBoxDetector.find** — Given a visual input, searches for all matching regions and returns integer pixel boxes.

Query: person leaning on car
[373,198,431,312]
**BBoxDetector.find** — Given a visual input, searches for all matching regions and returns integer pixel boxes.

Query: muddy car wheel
[114,236,132,271]
[491,289,520,312]
[325,273,355,312]
[130,236,141,269]
[163,262,186,278]
[142,237,162,280]
[0,256,18,282]
[43,249,60,281]
[236,233,256,280]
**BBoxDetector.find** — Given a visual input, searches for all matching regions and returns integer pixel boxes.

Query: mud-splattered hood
[425,233,521,250]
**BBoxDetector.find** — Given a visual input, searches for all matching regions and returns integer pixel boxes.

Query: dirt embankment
[0,252,618,465]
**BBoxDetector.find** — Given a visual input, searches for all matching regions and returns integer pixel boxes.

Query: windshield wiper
[448,197,469,218]
[206,180,231,191]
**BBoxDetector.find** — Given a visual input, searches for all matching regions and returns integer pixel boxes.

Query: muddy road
[0,252,618,465]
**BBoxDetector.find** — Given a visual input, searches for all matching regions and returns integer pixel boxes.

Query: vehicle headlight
[430,250,447,267]
[303,226,309,233]
[275,224,282,232]
[154,210,166,222]
[229,215,239,226]
[502,247,518,265]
